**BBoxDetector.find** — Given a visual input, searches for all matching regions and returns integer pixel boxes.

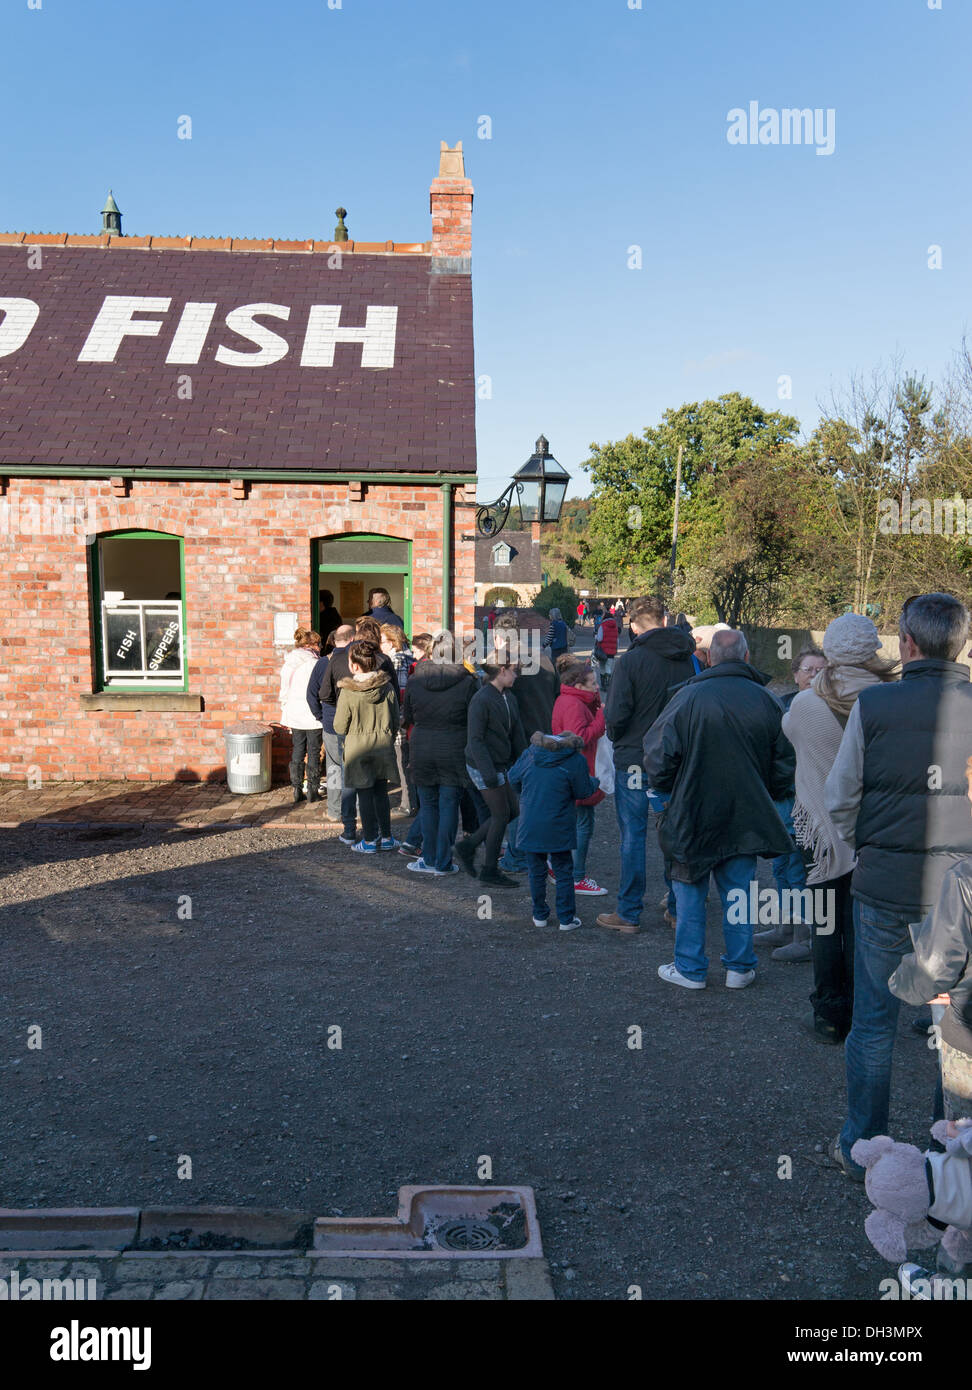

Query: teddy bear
[851,1121,972,1270]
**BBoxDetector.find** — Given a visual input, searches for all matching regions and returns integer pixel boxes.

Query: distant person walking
[592,609,619,692]
[642,628,795,988]
[543,607,570,664]
[279,627,322,805]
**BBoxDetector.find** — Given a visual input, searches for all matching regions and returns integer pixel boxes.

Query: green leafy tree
[532,580,580,626]
[582,394,799,589]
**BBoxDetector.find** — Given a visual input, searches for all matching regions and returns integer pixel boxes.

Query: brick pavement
[0,780,405,832]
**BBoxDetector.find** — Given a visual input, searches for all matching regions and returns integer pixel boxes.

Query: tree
[582,394,800,590]
[532,580,580,625]
[677,445,839,628]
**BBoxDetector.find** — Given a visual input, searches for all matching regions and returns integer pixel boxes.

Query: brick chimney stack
[429,141,473,274]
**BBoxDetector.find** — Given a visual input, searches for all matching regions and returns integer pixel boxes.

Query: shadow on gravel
[0,823,942,1302]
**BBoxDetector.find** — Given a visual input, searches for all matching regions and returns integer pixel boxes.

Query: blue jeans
[838,900,915,1168]
[573,803,595,879]
[671,855,758,982]
[528,850,575,924]
[614,773,651,923]
[772,796,806,892]
[499,814,529,871]
[417,784,461,873]
[322,729,356,834]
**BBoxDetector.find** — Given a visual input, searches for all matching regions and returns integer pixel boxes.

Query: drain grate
[433,1219,500,1252]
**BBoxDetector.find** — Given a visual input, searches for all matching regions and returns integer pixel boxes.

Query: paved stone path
[0,780,390,831]
[0,1252,553,1301]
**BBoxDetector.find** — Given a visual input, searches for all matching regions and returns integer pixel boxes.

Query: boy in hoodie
[508,731,599,931]
[333,639,401,854]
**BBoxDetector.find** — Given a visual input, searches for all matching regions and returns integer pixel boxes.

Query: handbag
[593,735,615,795]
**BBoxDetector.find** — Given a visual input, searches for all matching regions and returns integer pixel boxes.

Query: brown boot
[596,912,638,935]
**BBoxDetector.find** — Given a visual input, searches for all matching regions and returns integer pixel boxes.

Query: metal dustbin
[224,721,273,794]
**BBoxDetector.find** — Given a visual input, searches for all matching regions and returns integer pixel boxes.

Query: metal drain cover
[433,1219,500,1251]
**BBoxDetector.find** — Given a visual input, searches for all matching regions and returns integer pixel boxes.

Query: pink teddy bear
[852,1121,972,1269]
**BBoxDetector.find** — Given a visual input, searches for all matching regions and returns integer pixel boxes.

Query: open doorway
[315,534,412,637]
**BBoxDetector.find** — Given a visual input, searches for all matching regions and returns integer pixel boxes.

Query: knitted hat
[822,613,882,666]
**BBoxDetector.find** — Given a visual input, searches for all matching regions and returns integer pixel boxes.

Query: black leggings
[462,781,518,871]
[358,780,391,843]
[290,728,322,793]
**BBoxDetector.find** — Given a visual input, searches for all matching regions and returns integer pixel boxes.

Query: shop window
[95,532,186,689]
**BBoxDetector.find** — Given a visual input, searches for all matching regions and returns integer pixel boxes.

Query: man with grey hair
[825,591,972,1181]
[642,628,795,989]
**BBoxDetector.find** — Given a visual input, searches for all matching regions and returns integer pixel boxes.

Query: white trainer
[726,969,756,989]
[658,962,706,990]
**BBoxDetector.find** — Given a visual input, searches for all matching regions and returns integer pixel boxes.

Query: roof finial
[101,190,122,236]
[334,207,348,242]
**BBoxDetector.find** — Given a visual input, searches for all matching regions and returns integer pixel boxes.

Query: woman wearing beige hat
[782,614,898,1042]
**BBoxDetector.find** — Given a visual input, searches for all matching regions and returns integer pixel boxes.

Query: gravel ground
[0,808,939,1301]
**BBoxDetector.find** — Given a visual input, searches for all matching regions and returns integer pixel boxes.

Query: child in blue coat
[508,731,599,930]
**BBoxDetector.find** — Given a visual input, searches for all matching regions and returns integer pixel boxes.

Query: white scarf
[782,666,882,884]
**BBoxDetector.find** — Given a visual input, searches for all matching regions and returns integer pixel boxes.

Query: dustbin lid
[224,721,272,736]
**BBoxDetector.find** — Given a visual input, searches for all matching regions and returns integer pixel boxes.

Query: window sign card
[274,612,298,646]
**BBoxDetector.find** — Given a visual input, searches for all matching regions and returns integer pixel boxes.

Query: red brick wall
[0,478,476,782]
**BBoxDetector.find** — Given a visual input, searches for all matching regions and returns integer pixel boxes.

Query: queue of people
[280,588,972,1218]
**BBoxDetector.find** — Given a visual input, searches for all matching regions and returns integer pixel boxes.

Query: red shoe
[574,877,607,896]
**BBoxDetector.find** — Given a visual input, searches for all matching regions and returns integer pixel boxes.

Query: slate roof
[0,240,475,474]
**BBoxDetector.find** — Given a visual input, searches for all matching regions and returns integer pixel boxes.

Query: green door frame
[313,533,413,634]
[91,529,188,692]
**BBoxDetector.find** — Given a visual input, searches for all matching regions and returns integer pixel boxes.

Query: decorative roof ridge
[0,232,432,254]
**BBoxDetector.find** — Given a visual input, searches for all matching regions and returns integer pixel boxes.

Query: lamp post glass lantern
[476,435,570,537]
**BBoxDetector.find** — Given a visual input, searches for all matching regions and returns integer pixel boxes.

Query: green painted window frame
[92,529,188,693]
[313,532,413,635]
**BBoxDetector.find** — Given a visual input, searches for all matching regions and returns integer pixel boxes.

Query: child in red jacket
[552,660,607,895]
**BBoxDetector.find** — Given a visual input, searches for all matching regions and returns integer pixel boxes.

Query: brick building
[0,144,477,783]
[474,525,543,607]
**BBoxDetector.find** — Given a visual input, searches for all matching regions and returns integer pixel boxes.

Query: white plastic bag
[594,735,615,795]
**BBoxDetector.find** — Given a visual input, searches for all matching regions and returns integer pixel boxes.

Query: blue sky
[2,0,968,498]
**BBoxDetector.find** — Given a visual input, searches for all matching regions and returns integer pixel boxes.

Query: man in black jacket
[596,595,697,933]
[825,591,972,1179]
[642,629,795,988]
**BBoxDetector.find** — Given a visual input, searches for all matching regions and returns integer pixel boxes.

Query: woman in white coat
[280,627,323,804]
